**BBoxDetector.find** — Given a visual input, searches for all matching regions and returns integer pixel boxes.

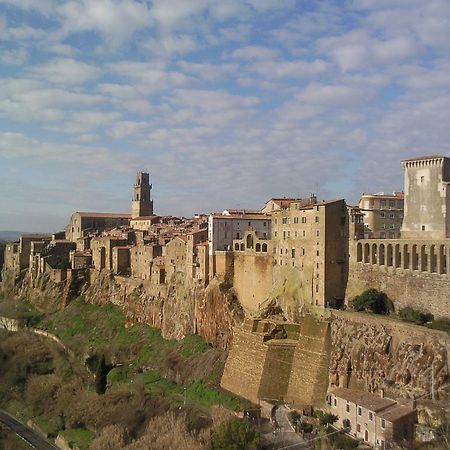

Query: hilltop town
[1,155,449,449]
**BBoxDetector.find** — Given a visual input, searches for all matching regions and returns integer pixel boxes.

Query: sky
[0,0,449,232]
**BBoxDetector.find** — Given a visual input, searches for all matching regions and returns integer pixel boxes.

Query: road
[0,409,58,449]
[273,405,311,449]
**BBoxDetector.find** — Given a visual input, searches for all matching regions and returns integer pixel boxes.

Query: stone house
[359,192,404,239]
[328,387,416,449]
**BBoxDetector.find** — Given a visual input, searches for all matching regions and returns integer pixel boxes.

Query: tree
[352,289,388,314]
[211,418,259,450]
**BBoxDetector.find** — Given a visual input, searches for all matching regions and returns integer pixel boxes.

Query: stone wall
[232,252,273,314]
[220,326,268,402]
[346,259,450,319]
[221,318,331,406]
[330,310,449,400]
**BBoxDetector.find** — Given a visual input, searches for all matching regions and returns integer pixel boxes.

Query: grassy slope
[0,296,241,449]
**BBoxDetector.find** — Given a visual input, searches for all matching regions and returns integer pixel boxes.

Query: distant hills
[0,231,22,242]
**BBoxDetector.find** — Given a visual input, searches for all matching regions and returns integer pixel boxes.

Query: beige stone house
[328,387,416,449]
[358,192,404,239]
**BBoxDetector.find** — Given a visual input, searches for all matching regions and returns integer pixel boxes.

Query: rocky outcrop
[330,311,449,400]
[83,271,244,349]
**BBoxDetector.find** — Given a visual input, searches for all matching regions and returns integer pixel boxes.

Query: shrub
[332,433,359,449]
[211,418,259,450]
[399,307,433,325]
[352,288,388,314]
[316,411,338,428]
[300,422,313,434]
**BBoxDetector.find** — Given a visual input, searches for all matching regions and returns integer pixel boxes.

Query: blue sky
[0,0,449,231]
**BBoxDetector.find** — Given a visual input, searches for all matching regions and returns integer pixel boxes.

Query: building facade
[131,172,154,219]
[328,387,416,449]
[359,192,404,239]
[401,155,450,239]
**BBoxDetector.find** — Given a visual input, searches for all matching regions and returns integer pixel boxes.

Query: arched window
[246,234,253,249]
[255,243,261,252]
[235,243,240,251]
[240,243,245,251]
[262,243,268,252]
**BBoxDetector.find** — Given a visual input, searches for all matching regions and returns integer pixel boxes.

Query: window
[381,419,385,429]
[316,230,320,237]
[421,225,426,231]
[280,248,283,255]
[274,232,277,237]
[315,216,320,223]
[248,222,251,226]
[302,248,305,256]
[421,176,424,183]
[316,250,319,256]
[302,217,307,223]
[263,222,266,226]
[291,248,296,258]
[380,212,385,218]
[302,230,306,237]
[358,407,361,416]
[346,403,350,413]
[282,217,288,224]
[369,412,373,421]
[357,424,361,432]
[316,284,319,293]
[334,398,337,407]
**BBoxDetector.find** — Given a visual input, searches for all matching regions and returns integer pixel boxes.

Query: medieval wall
[286,317,331,406]
[330,311,449,400]
[221,318,331,406]
[232,252,273,314]
[220,326,268,402]
[346,261,450,319]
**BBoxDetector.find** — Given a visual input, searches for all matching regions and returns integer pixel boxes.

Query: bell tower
[131,172,154,219]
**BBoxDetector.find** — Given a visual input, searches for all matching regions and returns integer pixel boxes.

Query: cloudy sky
[1,0,449,231]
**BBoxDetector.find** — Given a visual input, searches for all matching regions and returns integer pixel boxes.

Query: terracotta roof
[330,388,396,412]
[21,233,52,238]
[210,213,269,219]
[76,212,131,218]
[131,215,159,221]
[401,155,447,162]
[377,405,415,422]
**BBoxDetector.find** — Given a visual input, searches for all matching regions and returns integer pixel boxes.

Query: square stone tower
[131,172,154,219]
[401,155,450,239]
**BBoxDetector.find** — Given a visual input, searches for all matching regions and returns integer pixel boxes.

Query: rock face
[330,311,449,400]
[83,271,244,349]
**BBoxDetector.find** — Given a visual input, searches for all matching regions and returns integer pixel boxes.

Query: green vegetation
[0,298,43,326]
[315,411,338,428]
[211,418,260,450]
[352,288,389,314]
[397,307,450,334]
[60,428,95,450]
[0,295,244,448]
[399,307,434,325]
[426,318,450,333]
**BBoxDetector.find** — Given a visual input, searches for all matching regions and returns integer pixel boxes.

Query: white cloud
[141,34,198,57]
[318,31,420,71]
[0,132,137,174]
[0,48,28,65]
[57,0,151,46]
[177,61,238,81]
[169,89,259,111]
[29,58,102,85]
[247,59,328,79]
[230,45,279,60]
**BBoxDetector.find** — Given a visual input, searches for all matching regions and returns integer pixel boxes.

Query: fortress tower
[131,172,154,219]
[401,155,450,239]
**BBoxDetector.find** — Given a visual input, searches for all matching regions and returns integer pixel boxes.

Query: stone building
[271,199,362,308]
[401,155,450,239]
[65,212,130,242]
[131,172,154,219]
[358,192,404,239]
[328,387,416,449]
